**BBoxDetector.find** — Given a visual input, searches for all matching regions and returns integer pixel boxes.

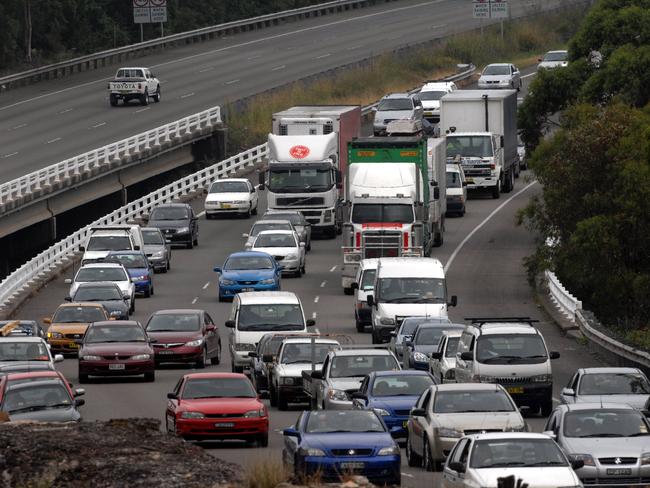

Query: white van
[225,291,315,373]
[352,258,379,333]
[80,225,145,265]
[454,317,560,416]
[367,257,457,344]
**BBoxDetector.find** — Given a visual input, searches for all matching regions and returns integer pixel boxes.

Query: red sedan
[165,372,269,446]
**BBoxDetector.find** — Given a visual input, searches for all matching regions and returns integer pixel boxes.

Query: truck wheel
[153,85,161,103]
[269,385,278,407]
[433,223,443,247]
[492,179,501,199]
[109,94,118,107]
[504,169,514,193]
[540,400,553,417]
[140,89,149,106]
[343,287,354,296]
[371,330,380,344]
[278,394,288,411]
[356,319,365,333]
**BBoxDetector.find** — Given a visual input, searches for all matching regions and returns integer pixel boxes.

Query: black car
[65,282,130,319]
[145,203,199,249]
[0,320,45,338]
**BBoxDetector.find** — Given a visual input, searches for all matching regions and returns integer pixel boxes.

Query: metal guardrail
[0,107,222,216]
[0,0,388,91]
[0,143,267,315]
[545,270,582,323]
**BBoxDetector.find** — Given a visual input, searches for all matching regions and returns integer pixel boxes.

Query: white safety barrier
[0,106,222,215]
[0,142,266,314]
[545,270,582,322]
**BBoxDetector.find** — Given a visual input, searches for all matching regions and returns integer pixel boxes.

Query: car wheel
[144,286,151,298]
[144,371,155,382]
[406,436,422,467]
[218,292,225,302]
[423,438,434,472]
[257,432,269,447]
[140,89,149,106]
[213,342,221,365]
[167,259,171,271]
[153,85,161,102]
[109,94,118,107]
[356,319,365,333]
[306,241,311,251]
[540,399,553,417]
[78,373,89,384]
[130,299,135,314]
[193,233,198,246]
[196,347,207,369]
[186,239,193,249]
[343,287,354,296]
[269,385,278,407]
[300,262,306,276]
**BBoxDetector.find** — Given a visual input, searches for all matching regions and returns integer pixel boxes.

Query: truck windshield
[237,304,304,331]
[351,204,414,224]
[446,136,493,159]
[268,167,332,193]
[378,278,446,304]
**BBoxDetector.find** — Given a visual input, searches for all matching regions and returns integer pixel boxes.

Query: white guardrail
[0,107,222,215]
[545,270,582,322]
[0,0,388,91]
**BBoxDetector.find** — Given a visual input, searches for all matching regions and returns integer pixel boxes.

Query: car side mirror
[250,188,256,193]
[542,430,557,440]
[54,354,64,363]
[350,392,366,400]
[123,295,130,301]
[462,181,468,187]
[244,243,252,250]
[562,387,575,397]
[206,324,216,332]
[389,426,402,438]
[300,242,305,248]
[411,408,426,417]
[141,213,150,222]
[448,461,465,473]
[148,338,157,343]
[460,351,473,361]
[225,320,235,328]
[430,352,442,360]
[367,295,374,307]
[242,233,249,238]
[134,245,140,251]
[448,295,458,307]
[500,135,505,148]
[74,398,85,407]
[389,331,397,337]
[310,370,323,380]
[306,319,316,327]
[283,427,300,439]
[538,58,542,62]
[571,459,585,470]
[213,267,222,273]
[74,388,85,397]
[64,278,72,284]
[248,351,258,358]
[277,265,285,272]
[167,392,178,400]
[262,354,275,363]
[371,107,378,112]
[549,351,560,360]
[43,317,52,324]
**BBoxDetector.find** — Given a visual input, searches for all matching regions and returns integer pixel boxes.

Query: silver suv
[372,93,423,136]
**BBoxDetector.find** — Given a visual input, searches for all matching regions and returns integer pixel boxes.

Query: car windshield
[146,314,200,332]
[445,337,460,357]
[377,98,413,111]
[360,269,376,291]
[74,286,122,301]
[76,267,128,282]
[52,306,106,323]
[470,438,567,468]
[265,214,303,225]
[306,410,386,433]
[106,254,148,269]
[400,318,447,336]
[2,382,72,413]
[150,207,189,220]
[371,374,434,396]
[281,343,337,364]
[447,171,462,188]
[224,256,274,270]
[446,135,493,159]
[87,235,131,251]
[434,390,515,413]
[254,234,296,248]
[578,373,650,395]
[351,204,414,224]
[483,65,511,75]
[251,222,292,236]
[414,327,447,346]
[237,304,304,331]
[544,51,567,61]
[116,69,144,78]
[0,342,50,361]
[142,230,164,245]
[419,91,447,101]
[84,325,146,343]
[563,409,650,438]
[262,336,287,355]
[330,355,399,378]
[378,278,447,304]
[209,181,249,193]
[181,377,256,399]
[476,334,548,364]
[268,167,332,193]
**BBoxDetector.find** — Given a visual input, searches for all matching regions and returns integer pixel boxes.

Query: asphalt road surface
[0,0,572,184]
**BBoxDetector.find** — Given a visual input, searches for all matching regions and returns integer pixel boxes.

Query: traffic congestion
[2,58,650,488]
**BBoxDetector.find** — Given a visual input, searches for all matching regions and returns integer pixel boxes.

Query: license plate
[221,203,231,209]
[402,420,408,428]
[242,288,254,292]
[68,342,79,349]
[215,422,235,428]
[465,178,474,184]
[158,350,174,355]
[340,462,365,470]
[109,363,125,370]
[606,468,631,476]
[507,386,524,394]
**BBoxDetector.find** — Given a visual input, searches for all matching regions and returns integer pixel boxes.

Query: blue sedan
[214,251,282,302]
[352,371,436,439]
[105,251,154,297]
[283,410,401,485]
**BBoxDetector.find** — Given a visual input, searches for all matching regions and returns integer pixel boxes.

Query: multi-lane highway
[0,0,571,184]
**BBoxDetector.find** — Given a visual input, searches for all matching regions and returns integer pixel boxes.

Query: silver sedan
[478,63,521,91]
[561,367,650,409]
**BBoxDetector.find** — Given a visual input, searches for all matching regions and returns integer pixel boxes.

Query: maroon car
[145,309,221,368]
[78,320,155,383]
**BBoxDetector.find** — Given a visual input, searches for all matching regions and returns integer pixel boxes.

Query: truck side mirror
[366,295,374,307]
[448,295,458,307]
[460,352,473,361]
[258,172,265,190]
[433,187,440,200]
[335,170,343,189]
[351,282,359,290]
[225,320,235,328]
[500,135,505,148]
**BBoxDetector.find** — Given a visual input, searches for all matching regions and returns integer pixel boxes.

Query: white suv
[352,258,378,333]
[419,81,457,122]
[453,318,560,417]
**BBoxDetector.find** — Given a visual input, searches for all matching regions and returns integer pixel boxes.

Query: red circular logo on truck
[289,145,310,159]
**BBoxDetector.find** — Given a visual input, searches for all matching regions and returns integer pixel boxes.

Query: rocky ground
[0,418,243,488]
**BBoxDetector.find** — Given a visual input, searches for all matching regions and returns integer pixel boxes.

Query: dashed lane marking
[312,312,318,319]
[2,152,18,159]
[10,123,27,130]
[315,53,331,59]
[320,281,327,287]
[91,122,106,128]
[225,79,240,85]
[191,297,198,304]
[199,67,214,72]
[401,473,414,479]
[46,137,61,144]
[135,107,150,113]
[314,296,319,303]
[329,265,337,272]
[197,211,206,217]
[203,282,210,290]
[180,92,195,99]
[58,109,73,114]
[271,65,286,71]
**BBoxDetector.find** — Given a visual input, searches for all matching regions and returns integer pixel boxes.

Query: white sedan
[64,263,135,313]
[204,178,259,218]
[246,230,305,277]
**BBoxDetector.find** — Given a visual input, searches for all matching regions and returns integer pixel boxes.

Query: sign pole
[500,19,504,42]
[161,22,164,38]
[140,24,144,43]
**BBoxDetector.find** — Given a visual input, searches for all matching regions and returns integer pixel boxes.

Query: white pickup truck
[108,67,160,107]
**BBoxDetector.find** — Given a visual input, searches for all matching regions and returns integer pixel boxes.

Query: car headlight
[132,275,148,281]
[327,389,349,401]
[472,374,496,383]
[373,408,390,416]
[568,454,595,466]
[285,253,298,260]
[130,354,151,360]
[152,251,164,258]
[109,310,123,317]
[243,408,266,418]
[235,343,255,351]
[298,447,326,457]
[176,227,190,234]
[220,279,236,286]
[437,427,463,438]
[259,278,275,285]
[378,445,400,456]
[81,355,101,361]
[641,453,650,465]
[531,374,553,383]
[48,331,64,339]
[280,377,298,385]
[181,411,205,419]
[379,317,395,326]
[413,352,428,362]
[184,339,203,347]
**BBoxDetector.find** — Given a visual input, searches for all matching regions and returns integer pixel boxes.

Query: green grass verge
[224,3,588,152]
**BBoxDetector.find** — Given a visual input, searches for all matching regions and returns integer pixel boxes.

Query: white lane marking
[191,297,198,304]
[401,473,415,479]
[329,265,337,272]
[197,210,206,217]
[135,107,150,113]
[346,44,362,50]
[91,122,106,128]
[2,152,18,159]
[203,282,210,290]
[444,181,538,273]
[314,296,320,303]
[11,123,27,130]
[320,281,327,288]
[314,327,320,333]
[225,79,240,85]
[312,312,318,319]
[46,137,61,144]
[315,53,331,59]
[521,72,537,79]
[247,55,262,60]
[271,65,286,71]
[199,67,214,72]
[180,92,195,99]
[58,108,73,114]
[0,0,444,112]
[431,23,446,29]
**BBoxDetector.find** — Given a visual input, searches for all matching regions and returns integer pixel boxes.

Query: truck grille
[276,197,325,206]
[462,164,492,177]
[363,232,401,259]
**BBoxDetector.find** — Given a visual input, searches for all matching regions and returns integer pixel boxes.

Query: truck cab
[445,131,503,198]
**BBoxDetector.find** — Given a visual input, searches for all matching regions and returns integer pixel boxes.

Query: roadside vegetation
[225,3,586,152]
[517,0,650,347]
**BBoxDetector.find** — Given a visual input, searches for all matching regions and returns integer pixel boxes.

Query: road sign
[473,0,490,18]
[133,7,151,23]
[133,0,167,24]
[490,0,509,18]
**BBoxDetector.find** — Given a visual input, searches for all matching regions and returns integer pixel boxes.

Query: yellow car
[44,302,110,354]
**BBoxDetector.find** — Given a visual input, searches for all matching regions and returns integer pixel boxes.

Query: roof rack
[465,317,539,327]
[0,321,19,337]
